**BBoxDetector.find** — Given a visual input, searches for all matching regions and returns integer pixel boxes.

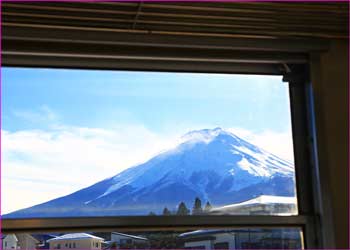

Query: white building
[16,234,40,250]
[47,233,104,249]
[210,195,297,215]
[1,234,18,250]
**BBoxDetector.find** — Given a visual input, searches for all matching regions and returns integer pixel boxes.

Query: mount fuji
[5,128,295,218]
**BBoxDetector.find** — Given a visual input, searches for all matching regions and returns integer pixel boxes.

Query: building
[109,232,149,249]
[47,233,104,250]
[178,230,235,250]
[210,195,297,215]
[1,234,18,250]
[31,234,58,249]
[16,234,40,250]
[178,228,302,249]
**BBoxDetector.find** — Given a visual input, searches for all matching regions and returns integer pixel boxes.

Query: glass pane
[6,228,303,249]
[2,68,297,218]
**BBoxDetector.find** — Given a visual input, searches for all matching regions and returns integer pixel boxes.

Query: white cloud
[1,126,180,214]
[228,127,294,162]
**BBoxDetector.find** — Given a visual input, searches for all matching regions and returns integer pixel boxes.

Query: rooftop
[47,233,104,242]
[112,232,148,241]
[211,195,296,212]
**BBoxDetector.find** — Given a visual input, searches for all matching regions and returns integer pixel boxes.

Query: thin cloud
[228,127,294,162]
[12,105,59,124]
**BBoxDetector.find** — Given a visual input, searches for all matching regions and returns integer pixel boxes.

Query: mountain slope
[6,128,295,218]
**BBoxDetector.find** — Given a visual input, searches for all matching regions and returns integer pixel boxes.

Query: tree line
[148,197,212,216]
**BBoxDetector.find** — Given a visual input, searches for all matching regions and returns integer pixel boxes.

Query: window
[3,1,348,248]
[2,68,297,219]
[1,65,315,248]
[0,65,315,250]
[214,242,229,249]
[1,62,318,249]
[12,229,301,249]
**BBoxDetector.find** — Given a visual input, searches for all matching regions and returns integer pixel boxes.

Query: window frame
[1,31,328,249]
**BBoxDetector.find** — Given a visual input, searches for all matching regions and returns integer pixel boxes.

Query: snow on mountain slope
[99,128,293,198]
[5,128,295,218]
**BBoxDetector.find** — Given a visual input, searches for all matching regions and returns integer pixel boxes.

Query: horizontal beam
[2,24,313,74]
[2,215,310,233]
[3,10,346,32]
[3,41,308,64]
[2,55,283,75]
[5,2,347,19]
[2,24,330,53]
[3,3,347,26]
[3,32,309,74]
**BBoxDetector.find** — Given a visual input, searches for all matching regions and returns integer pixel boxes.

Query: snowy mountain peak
[181,127,235,144]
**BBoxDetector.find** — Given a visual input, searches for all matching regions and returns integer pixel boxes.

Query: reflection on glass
[3,68,297,218]
[3,228,303,250]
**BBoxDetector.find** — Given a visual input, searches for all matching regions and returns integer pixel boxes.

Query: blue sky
[2,67,291,134]
[1,67,294,213]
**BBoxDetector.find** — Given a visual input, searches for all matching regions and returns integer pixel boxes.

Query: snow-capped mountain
[5,128,295,218]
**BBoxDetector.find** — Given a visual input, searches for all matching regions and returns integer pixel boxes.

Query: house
[31,234,58,249]
[16,234,40,250]
[1,234,18,250]
[47,233,104,250]
[109,232,149,249]
[178,230,235,250]
[178,228,302,249]
[210,195,297,215]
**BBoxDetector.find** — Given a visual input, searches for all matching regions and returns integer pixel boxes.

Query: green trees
[192,197,203,215]
[204,201,212,213]
[163,207,172,216]
[148,198,212,216]
[176,202,190,215]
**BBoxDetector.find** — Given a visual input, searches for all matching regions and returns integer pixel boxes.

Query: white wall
[2,235,18,250]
